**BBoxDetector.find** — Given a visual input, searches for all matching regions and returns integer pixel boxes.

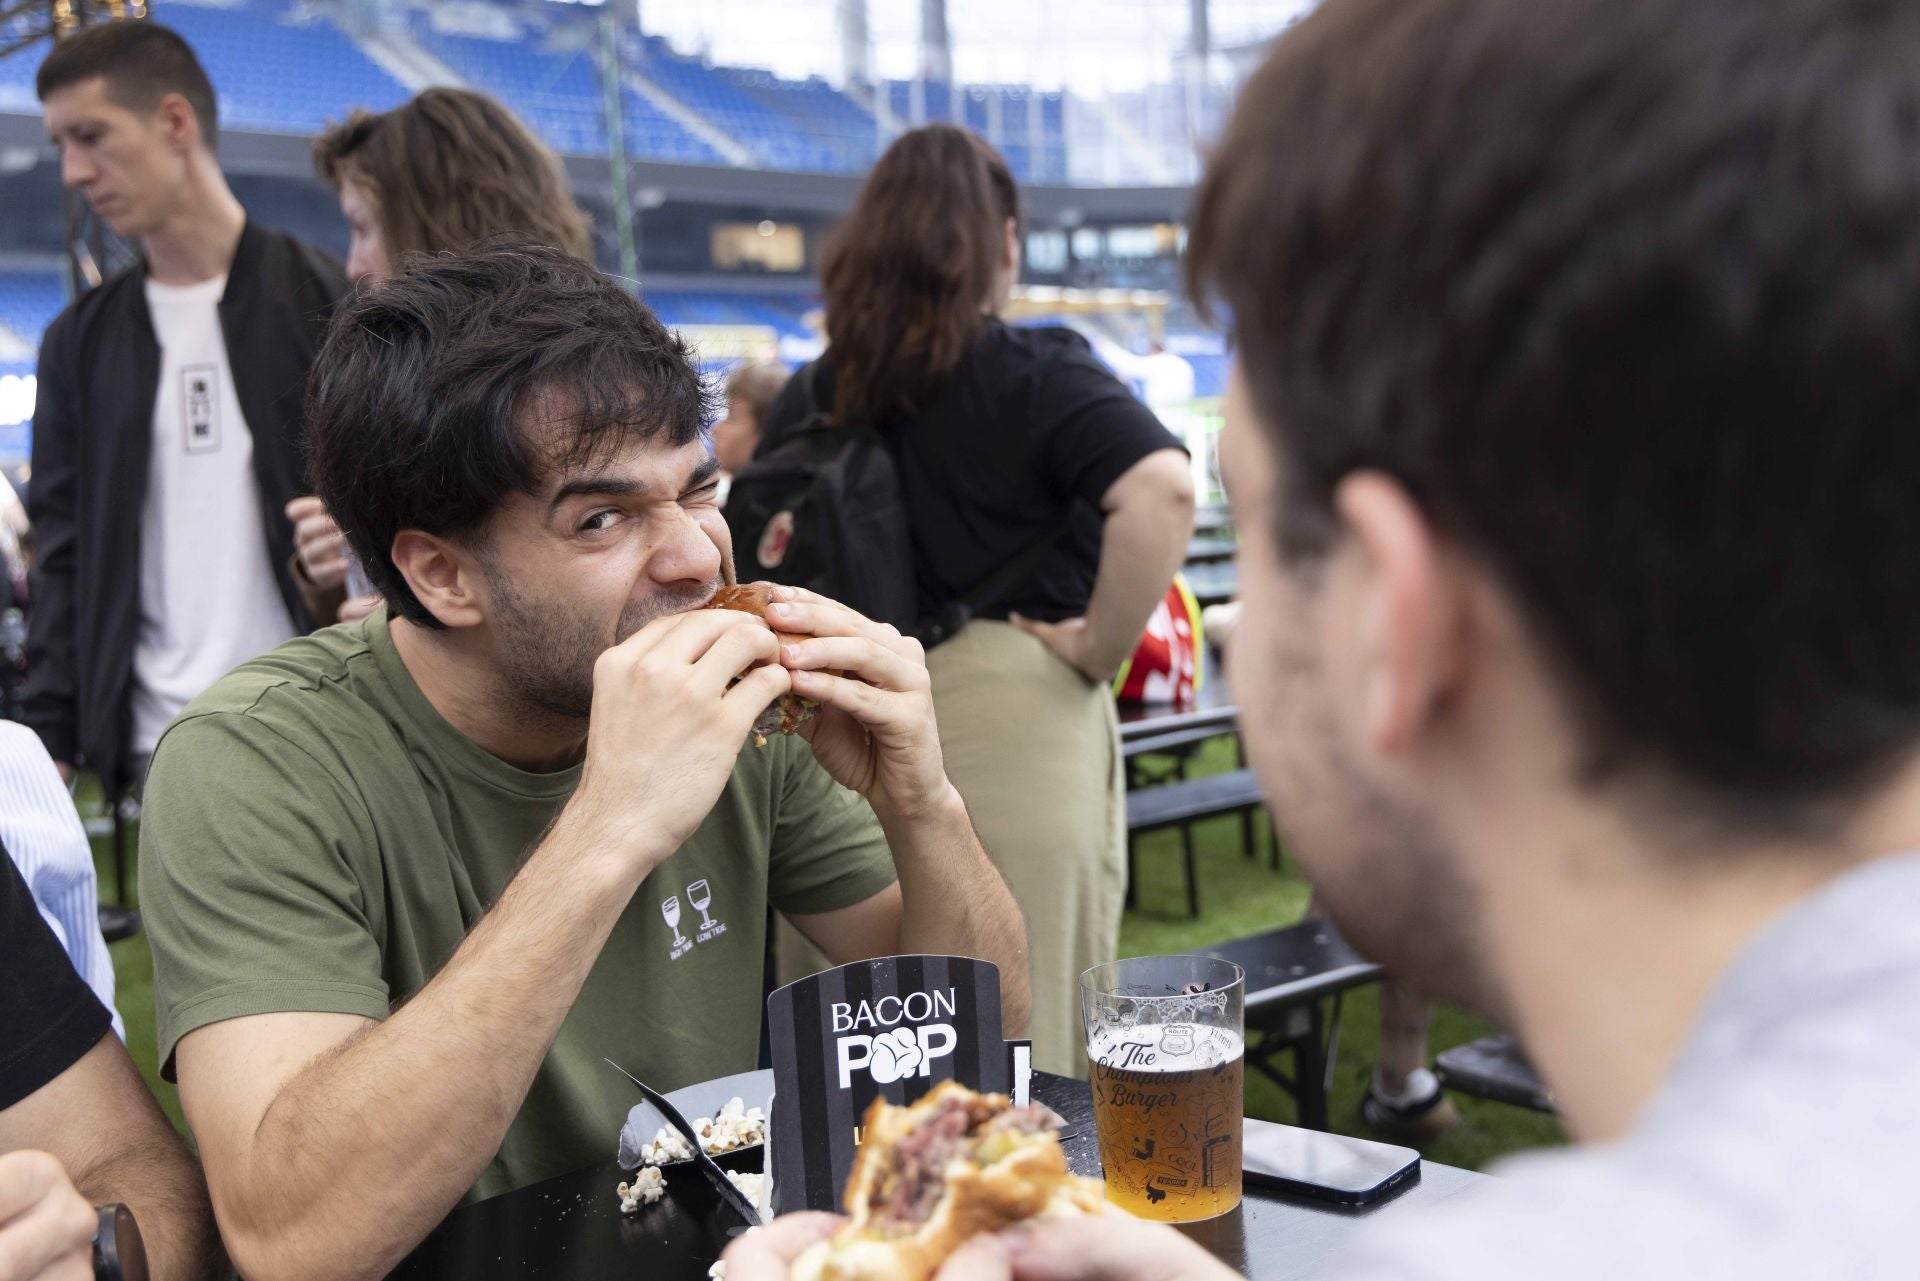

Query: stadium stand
[411,11,611,156]
[0,267,67,464]
[0,269,64,381]
[629,36,874,174]
[885,80,1069,183]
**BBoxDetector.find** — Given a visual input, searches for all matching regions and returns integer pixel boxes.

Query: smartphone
[1241,1118,1420,1206]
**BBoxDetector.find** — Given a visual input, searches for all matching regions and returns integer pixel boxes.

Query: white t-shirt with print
[129,275,296,755]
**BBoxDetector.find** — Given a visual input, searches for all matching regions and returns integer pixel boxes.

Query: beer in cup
[1080,955,1245,1222]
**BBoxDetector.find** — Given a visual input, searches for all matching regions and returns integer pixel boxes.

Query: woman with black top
[763,126,1195,1075]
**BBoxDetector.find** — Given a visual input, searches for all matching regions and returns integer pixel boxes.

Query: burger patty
[872,1097,1062,1234]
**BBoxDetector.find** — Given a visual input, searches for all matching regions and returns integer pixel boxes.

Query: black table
[392,1073,1487,1281]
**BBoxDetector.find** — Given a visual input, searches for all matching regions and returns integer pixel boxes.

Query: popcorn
[615,1165,665,1213]
[725,1170,765,1202]
[641,1096,766,1166]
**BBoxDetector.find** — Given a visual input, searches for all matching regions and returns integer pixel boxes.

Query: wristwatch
[92,1203,148,1281]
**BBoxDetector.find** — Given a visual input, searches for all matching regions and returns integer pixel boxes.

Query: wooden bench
[1125,768,1270,918]
[1202,920,1384,1130]
[1435,1034,1556,1113]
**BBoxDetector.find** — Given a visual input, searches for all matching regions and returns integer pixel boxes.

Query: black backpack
[725,362,1073,644]
[724,363,919,632]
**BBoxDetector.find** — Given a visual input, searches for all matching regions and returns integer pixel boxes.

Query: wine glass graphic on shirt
[662,895,688,948]
[688,880,716,929]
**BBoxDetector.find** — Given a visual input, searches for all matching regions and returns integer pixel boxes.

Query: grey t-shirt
[1336,851,1920,1279]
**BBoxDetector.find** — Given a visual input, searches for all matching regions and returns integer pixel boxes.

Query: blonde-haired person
[288,88,594,623]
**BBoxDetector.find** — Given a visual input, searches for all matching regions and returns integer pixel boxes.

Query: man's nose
[59,147,94,190]
[648,505,724,588]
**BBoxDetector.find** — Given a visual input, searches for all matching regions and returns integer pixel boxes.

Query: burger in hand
[705,582,820,745]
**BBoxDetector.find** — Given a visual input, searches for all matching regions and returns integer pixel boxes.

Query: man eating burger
[136,241,1031,1281]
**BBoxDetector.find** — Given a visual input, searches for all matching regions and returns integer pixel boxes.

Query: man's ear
[154,92,201,154]
[1331,471,1468,757]
[390,530,487,629]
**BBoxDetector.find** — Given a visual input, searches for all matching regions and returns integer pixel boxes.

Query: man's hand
[570,605,794,865]
[933,1217,1239,1281]
[0,1151,96,1281]
[337,595,380,624]
[767,586,954,822]
[1008,614,1118,685]
[718,1212,843,1281]
[285,496,348,592]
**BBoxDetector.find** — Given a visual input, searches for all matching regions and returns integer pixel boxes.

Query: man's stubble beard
[1254,607,1509,1023]
[483,560,721,722]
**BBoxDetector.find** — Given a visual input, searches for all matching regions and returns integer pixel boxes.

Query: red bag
[1112,574,1205,706]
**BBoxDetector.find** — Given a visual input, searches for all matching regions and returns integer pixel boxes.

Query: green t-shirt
[139,608,896,1201]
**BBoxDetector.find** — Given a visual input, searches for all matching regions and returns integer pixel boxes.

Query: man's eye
[685,483,721,506]
[580,510,621,532]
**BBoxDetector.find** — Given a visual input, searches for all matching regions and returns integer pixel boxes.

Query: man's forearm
[75,1130,226,1281]
[216,809,649,1281]
[1084,468,1197,674]
[877,787,1033,1034]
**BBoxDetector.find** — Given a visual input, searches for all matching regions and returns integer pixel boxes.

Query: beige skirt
[775,619,1126,1078]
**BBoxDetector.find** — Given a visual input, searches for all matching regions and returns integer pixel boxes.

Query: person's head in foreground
[36,20,222,241]
[313,87,591,282]
[730,0,1920,1277]
[711,359,791,474]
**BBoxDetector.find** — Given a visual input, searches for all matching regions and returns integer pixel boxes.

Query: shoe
[1362,1077,1461,1143]
[97,903,141,944]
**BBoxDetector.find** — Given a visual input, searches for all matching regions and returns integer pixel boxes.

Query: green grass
[1117,738,1567,1171]
[91,741,1564,1168]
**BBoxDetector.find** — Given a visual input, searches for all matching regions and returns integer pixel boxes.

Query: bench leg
[1126,835,1139,911]
[1295,1001,1331,1131]
[1182,824,1200,918]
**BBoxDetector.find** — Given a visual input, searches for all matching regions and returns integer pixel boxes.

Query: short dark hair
[1188,0,1920,818]
[305,240,707,627]
[37,21,219,151]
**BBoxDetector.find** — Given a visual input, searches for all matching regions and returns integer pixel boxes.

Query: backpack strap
[917,514,1074,648]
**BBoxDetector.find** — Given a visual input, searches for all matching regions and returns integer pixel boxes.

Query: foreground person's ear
[1332,470,1469,758]
[390,530,487,629]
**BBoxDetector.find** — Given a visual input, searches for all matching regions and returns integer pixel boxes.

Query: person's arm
[284,497,347,626]
[171,608,794,1281]
[20,314,83,779]
[1013,448,1196,684]
[0,1034,226,1281]
[769,589,1033,1035]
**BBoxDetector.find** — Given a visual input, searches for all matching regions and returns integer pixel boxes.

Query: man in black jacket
[26,22,346,793]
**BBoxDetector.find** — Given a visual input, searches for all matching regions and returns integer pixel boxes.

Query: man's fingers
[721,662,795,730]
[780,636,924,694]
[284,495,324,522]
[0,1154,96,1281]
[600,599,750,665]
[689,623,784,698]
[294,516,342,548]
[0,1152,59,1221]
[719,1212,843,1281]
[765,593,911,653]
[787,668,894,727]
[998,1217,1236,1281]
[933,1234,1014,1281]
[1008,612,1052,640]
